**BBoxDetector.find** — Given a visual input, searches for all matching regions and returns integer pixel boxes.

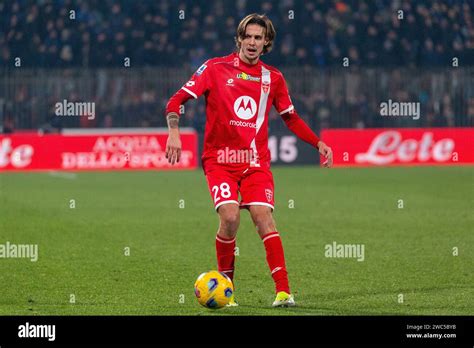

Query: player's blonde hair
[235,13,276,55]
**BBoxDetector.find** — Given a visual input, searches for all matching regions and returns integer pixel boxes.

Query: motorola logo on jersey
[233,96,257,120]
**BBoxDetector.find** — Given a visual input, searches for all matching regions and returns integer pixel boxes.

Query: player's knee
[251,209,276,235]
[219,215,240,236]
[222,213,240,230]
[255,219,276,235]
[218,205,240,236]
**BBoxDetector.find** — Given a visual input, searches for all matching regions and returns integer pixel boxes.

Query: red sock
[262,232,290,294]
[215,234,236,281]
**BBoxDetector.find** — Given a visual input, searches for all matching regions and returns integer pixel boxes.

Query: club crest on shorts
[265,189,273,202]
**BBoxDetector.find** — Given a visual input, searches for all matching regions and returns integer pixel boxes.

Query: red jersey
[166,52,319,172]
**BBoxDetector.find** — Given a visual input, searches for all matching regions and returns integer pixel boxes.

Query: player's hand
[166,130,182,165]
[317,141,333,168]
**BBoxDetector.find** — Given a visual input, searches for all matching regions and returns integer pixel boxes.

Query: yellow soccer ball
[194,270,234,309]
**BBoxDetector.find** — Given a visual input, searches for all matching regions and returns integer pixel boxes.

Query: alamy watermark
[380,99,420,120]
[55,99,95,120]
[0,241,38,262]
[324,241,365,262]
[217,146,258,164]
[18,322,55,341]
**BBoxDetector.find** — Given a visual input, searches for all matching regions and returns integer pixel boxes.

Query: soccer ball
[194,270,234,309]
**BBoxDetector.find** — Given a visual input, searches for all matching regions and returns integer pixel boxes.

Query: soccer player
[165,13,333,307]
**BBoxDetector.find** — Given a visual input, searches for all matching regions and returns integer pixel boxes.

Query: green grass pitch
[0,166,472,315]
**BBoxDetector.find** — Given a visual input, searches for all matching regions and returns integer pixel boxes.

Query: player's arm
[165,62,212,165]
[165,90,193,164]
[165,113,181,165]
[274,76,333,167]
[280,110,333,167]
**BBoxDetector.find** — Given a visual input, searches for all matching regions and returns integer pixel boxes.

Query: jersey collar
[234,52,261,69]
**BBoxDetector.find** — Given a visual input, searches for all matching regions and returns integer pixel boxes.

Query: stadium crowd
[2,0,473,67]
[1,0,473,131]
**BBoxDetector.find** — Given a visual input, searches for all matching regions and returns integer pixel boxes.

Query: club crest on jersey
[233,96,257,120]
[262,81,270,94]
[265,189,273,202]
[195,64,207,76]
[261,67,271,94]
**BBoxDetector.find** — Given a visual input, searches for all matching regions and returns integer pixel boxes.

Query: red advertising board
[321,128,474,167]
[0,129,198,171]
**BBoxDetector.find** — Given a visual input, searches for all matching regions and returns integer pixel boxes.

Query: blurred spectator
[1,0,473,132]
[1,0,473,68]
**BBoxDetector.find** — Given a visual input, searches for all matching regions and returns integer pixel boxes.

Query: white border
[216,236,236,244]
[279,105,294,115]
[240,202,274,210]
[263,233,280,243]
[182,87,198,99]
[248,66,271,166]
[215,200,240,211]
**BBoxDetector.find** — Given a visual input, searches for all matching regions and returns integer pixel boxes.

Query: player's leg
[216,203,240,281]
[248,205,294,306]
[240,168,295,307]
[205,169,240,282]
[206,169,240,306]
[248,205,276,238]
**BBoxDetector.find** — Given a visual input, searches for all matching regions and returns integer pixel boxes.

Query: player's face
[239,24,268,64]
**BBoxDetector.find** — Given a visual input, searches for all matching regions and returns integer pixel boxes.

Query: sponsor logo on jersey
[233,96,257,120]
[229,120,257,128]
[185,81,195,87]
[195,64,207,76]
[226,78,234,86]
[236,72,261,82]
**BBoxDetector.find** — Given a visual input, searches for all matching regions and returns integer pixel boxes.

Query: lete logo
[355,131,455,164]
[234,96,257,120]
[0,138,34,168]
